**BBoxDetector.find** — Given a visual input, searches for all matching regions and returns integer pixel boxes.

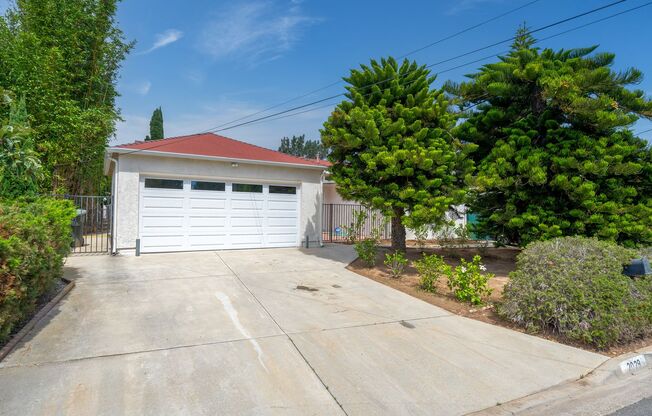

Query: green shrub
[384,251,408,278]
[354,238,378,267]
[499,236,651,349]
[447,255,493,305]
[0,198,76,342]
[414,253,451,293]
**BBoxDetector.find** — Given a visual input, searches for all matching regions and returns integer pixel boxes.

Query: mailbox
[623,257,652,277]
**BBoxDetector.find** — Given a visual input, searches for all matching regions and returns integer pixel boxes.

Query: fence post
[329,204,334,242]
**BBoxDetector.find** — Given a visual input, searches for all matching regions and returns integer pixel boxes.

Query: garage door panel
[189,216,227,227]
[188,235,228,248]
[140,179,299,252]
[267,217,297,227]
[189,197,227,209]
[268,200,297,211]
[141,235,185,250]
[142,196,184,209]
[141,216,184,228]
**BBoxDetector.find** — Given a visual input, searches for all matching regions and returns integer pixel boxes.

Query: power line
[198,0,543,133]
[206,0,627,135]
[115,0,641,157]
[206,1,651,132]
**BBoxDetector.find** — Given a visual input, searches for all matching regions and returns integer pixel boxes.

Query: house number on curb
[619,355,648,375]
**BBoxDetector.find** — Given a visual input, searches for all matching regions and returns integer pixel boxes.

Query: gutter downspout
[109,156,119,255]
[319,170,326,247]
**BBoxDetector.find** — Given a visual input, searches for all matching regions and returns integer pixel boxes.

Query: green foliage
[449,28,652,247]
[278,134,326,159]
[415,253,451,293]
[446,255,493,305]
[147,107,164,141]
[499,237,652,349]
[322,57,475,251]
[384,251,408,278]
[343,209,368,244]
[0,0,133,194]
[0,93,43,198]
[0,198,76,343]
[411,225,430,250]
[354,238,379,267]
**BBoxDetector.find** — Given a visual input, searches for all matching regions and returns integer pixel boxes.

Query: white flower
[479,265,487,271]
[460,266,467,273]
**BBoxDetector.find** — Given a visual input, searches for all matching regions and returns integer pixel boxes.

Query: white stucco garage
[104,133,328,254]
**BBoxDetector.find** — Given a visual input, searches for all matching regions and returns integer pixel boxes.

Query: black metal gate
[322,204,391,243]
[55,195,112,254]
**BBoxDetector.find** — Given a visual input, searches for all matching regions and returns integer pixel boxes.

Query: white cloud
[136,81,151,95]
[138,29,184,55]
[199,1,318,66]
[447,0,505,15]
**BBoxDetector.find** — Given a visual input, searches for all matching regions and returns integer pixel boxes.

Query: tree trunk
[391,207,406,252]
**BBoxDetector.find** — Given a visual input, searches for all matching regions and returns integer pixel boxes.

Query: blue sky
[114,0,652,148]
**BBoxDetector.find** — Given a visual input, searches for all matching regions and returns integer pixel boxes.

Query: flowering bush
[500,237,651,348]
[446,255,493,305]
[384,251,408,278]
[414,253,451,293]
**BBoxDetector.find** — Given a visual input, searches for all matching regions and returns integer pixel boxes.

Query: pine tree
[448,28,652,247]
[146,107,164,141]
[322,57,475,252]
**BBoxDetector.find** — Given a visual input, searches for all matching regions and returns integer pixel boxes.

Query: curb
[0,278,75,362]
[467,346,652,415]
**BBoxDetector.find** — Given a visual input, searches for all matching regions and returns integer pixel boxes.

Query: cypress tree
[147,107,164,141]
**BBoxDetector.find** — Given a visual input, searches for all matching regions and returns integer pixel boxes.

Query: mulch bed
[347,244,652,356]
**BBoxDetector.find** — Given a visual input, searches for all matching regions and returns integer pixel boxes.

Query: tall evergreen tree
[278,134,326,159]
[146,106,164,141]
[448,28,652,247]
[322,57,475,252]
[0,0,132,194]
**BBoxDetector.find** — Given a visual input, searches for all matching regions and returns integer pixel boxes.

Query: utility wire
[114,0,640,157]
[206,0,627,134]
[208,1,651,132]
[198,0,543,133]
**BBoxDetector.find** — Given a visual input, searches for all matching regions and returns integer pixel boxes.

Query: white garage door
[139,178,299,253]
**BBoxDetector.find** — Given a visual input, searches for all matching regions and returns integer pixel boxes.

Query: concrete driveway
[0,245,607,415]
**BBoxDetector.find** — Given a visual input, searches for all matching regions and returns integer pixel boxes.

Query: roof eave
[106,147,328,170]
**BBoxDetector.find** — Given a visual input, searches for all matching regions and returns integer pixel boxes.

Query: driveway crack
[214,252,350,416]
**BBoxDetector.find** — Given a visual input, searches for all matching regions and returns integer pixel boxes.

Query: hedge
[499,237,652,349]
[0,198,76,343]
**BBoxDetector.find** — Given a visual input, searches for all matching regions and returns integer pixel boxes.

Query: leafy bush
[354,238,378,267]
[384,251,408,278]
[344,209,368,244]
[447,255,493,305]
[414,253,451,293]
[0,198,76,343]
[499,236,652,349]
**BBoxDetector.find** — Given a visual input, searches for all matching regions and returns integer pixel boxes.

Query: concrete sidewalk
[0,245,608,415]
[469,347,652,415]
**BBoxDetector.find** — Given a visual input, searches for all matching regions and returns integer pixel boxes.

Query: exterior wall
[112,153,323,253]
[323,182,358,205]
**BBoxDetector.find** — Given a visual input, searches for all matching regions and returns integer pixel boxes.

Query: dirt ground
[347,244,652,356]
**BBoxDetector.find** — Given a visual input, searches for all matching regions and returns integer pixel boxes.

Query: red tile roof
[112,133,330,168]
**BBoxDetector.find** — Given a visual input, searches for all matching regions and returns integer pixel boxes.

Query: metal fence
[53,195,112,254]
[322,204,391,243]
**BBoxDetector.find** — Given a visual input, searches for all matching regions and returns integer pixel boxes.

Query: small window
[191,181,225,191]
[232,183,263,193]
[144,178,183,189]
[269,185,296,194]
